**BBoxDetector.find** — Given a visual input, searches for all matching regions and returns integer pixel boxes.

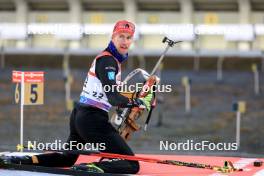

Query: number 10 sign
[12,71,44,152]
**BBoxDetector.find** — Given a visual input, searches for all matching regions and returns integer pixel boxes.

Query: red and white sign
[12,71,44,83]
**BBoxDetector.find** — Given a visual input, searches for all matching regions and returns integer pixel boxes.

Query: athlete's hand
[133,91,153,111]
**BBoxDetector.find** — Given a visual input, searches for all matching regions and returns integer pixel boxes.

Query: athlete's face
[112,32,133,55]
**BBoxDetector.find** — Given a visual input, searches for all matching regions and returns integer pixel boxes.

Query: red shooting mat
[77,154,264,176]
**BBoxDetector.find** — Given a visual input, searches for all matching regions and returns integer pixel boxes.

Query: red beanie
[112,20,135,36]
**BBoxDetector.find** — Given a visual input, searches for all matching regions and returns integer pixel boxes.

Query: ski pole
[18,145,243,173]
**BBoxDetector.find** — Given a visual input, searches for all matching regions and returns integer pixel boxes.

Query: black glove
[132,91,153,111]
[132,98,147,109]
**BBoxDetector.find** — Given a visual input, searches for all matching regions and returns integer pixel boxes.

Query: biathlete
[1,20,153,174]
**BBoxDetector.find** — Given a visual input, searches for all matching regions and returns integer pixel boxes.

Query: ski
[0,161,128,176]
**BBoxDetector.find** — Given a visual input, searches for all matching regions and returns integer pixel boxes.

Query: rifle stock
[118,76,158,140]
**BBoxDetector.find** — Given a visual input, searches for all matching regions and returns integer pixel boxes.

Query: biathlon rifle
[114,37,182,140]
